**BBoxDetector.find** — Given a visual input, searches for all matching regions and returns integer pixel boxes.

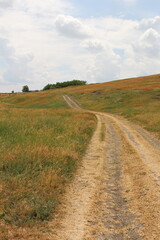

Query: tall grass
[0,74,160,239]
[0,108,96,228]
[64,75,160,137]
[0,91,68,109]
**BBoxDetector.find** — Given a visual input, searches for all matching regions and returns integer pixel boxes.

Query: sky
[0,0,160,92]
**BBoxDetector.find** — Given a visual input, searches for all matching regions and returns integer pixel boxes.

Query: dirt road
[52,95,160,240]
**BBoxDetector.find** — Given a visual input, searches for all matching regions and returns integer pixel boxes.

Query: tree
[43,80,87,91]
[43,84,56,91]
[22,85,29,92]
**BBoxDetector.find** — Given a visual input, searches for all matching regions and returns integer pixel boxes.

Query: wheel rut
[97,118,142,239]
[84,116,143,240]
[51,115,105,240]
[107,114,160,187]
[50,95,160,240]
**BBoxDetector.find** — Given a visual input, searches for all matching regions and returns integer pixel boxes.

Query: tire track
[94,117,142,240]
[51,95,160,240]
[106,114,160,187]
[51,114,105,240]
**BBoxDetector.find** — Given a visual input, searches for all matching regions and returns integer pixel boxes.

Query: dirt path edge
[50,114,106,240]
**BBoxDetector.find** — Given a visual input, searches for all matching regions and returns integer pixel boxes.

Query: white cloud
[133,28,160,58]
[119,26,160,79]
[0,0,14,8]
[18,0,72,17]
[80,40,120,82]
[55,15,90,39]
[81,40,105,53]
[85,50,120,83]
[139,16,160,31]
[0,0,160,92]
[0,38,33,84]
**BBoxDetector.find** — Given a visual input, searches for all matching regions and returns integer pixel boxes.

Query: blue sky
[0,0,160,92]
[70,0,160,19]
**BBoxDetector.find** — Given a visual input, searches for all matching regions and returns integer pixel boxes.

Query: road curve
[52,95,160,240]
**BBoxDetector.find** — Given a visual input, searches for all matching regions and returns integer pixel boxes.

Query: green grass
[63,75,160,137]
[1,73,160,239]
[0,108,96,226]
[0,91,68,109]
[0,90,97,240]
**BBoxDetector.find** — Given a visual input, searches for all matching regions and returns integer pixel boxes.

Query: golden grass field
[63,74,160,138]
[0,94,96,239]
[0,73,160,239]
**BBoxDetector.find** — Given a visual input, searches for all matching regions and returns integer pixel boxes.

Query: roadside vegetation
[0,92,96,239]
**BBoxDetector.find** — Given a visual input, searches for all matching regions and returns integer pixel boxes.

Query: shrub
[22,85,29,92]
[43,80,86,91]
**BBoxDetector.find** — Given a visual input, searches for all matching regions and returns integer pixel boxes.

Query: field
[0,93,96,239]
[63,74,160,137]
[0,91,68,109]
[0,73,160,239]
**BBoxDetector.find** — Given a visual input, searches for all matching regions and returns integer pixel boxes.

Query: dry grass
[0,73,160,239]
[0,91,68,109]
[0,106,96,239]
[62,74,160,138]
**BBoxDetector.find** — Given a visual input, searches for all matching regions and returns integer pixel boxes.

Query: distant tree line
[21,80,86,93]
[43,80,87,91]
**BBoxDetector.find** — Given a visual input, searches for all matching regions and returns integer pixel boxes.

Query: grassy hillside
[1,73,160,239]
[0,92,96,239]
[0,91,68,109]
[64,74,160,137]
